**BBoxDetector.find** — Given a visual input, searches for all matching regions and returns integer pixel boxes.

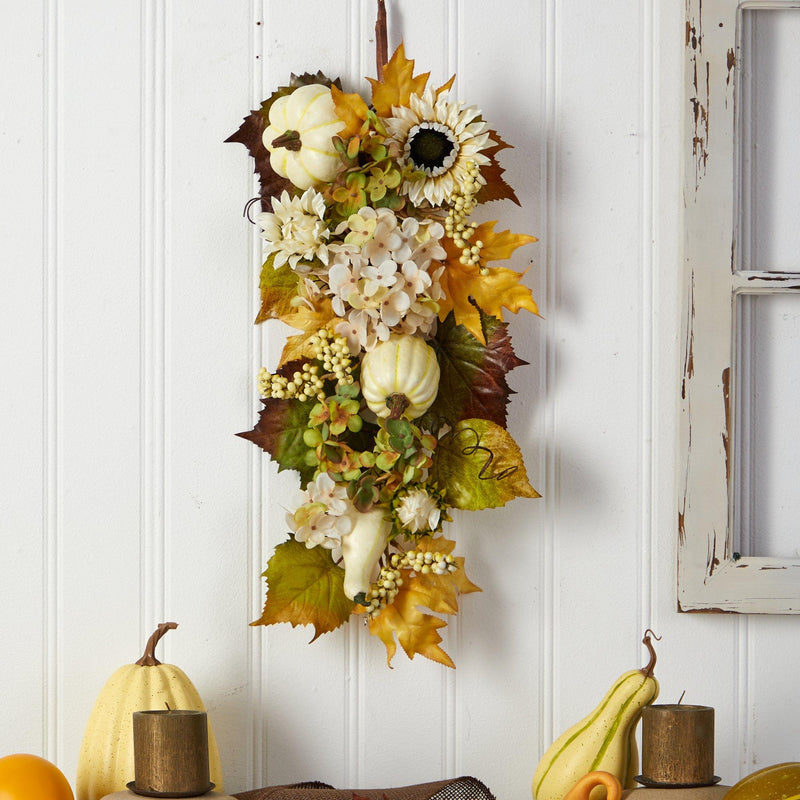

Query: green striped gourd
[532,631,660,800]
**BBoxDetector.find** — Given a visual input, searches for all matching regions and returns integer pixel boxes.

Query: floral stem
[375,0,388,81]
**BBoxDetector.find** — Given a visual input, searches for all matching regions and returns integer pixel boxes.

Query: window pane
[739,9,800,272]
[734,293,800,558]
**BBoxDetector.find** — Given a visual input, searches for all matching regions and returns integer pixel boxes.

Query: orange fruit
[0,753,74,800]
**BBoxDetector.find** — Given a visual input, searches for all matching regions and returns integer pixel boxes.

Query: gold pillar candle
[132,709,212,797]
[640,704,717,787]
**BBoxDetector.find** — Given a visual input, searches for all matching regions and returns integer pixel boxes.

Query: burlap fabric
[234,777,496,800]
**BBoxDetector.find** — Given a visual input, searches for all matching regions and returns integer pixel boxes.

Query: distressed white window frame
[679,0,800,613]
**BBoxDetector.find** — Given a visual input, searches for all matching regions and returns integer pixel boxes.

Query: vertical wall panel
[549,0,649,732]
[166,0,253,792]
[452,2,546,798]
[56,0,143,781]
[1,0,47,759]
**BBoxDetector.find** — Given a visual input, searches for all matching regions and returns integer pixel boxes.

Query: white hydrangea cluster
[286,472,354,561]
[324,207,447,353]
[256,187,331,270]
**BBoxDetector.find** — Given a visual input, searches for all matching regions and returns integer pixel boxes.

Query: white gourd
[75,623,223,800]
[360,335,440,420]
[263,84,344,189]
[341,509,392,600]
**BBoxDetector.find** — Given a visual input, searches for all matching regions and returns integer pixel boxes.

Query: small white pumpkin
[341,509,392,600]
[75,623,223,800]
[360,334,440,420]
[263,84,345,189]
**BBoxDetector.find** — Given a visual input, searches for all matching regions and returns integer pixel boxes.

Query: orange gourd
[563,771,622,800]
[0,753,74,800]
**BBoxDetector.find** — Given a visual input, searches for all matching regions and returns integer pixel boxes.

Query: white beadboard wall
[3,1,800,797]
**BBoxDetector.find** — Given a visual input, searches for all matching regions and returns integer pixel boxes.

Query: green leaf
[419,309,526,434]
[255,255,302,324]
[237,397,316,484]
[252,536,353,640]
[430,418,539,510]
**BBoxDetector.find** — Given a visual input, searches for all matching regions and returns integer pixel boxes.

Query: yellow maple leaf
[330,84,369,140]
[278,294,336,334]
[367,42,430,117]
[368,536,480,667]
[438,221,539,343]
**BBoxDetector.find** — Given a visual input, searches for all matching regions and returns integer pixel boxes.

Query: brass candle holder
[637,704,720,788]
[129,709,213,798]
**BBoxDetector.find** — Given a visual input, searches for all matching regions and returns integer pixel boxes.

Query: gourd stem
[386,393,410,420]
[375,0,388,81]
[640,628,661,678]
[271,130,302,152]
[136,622,178,666]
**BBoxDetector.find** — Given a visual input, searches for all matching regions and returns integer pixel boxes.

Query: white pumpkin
[360,334,440,420]
[341,509,392,600]
[263,84,345,189]
[75,623,223,800]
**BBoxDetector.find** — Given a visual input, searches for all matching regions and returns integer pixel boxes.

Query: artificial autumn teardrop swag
[229,2,540,667]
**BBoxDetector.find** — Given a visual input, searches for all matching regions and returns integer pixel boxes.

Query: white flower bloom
[257,188,330,270]
[286,472,354,561]
[396,488,442,534]
[382,89,492,207]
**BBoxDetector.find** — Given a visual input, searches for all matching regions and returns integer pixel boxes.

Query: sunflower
[382,88,492,207]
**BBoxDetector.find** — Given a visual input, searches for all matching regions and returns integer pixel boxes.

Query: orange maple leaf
[331,84,370,140]
[367,42,431,117]
[368,536,480,668]
[438,221,539,342]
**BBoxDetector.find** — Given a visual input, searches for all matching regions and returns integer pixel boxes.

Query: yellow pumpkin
[263,84,344,189]
[360,334,440,420]
[0,753,74,800]
[75,622,223,800]
[723,762,800,800]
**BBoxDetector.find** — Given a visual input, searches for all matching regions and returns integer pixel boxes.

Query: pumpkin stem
[386,393,410,420]
[271,130,302,152]
[375,0,388,81]
[640,628,661,678]
[136,622,178,666]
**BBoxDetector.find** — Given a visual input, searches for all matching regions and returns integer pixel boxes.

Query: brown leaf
[226,72,342,211]
[476,129,520,206]
[225,107,294,212]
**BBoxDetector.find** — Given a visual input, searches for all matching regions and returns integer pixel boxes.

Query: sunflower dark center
[406,123,459,175]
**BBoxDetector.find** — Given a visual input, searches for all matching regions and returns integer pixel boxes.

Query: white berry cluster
[257,363,325,402]
[362,548,458,618]
[309,329,355,385]
[444,160,484,270]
